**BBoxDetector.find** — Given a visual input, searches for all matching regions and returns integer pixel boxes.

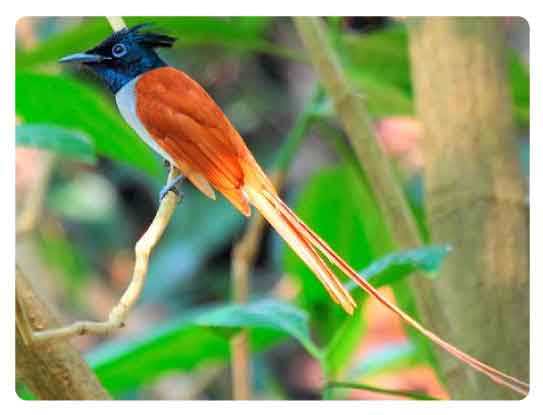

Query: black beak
[59,52,110,64]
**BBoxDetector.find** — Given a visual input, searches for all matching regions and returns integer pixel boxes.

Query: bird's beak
[59,53,109,64]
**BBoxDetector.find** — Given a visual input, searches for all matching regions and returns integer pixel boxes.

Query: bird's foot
[159,174,185,202]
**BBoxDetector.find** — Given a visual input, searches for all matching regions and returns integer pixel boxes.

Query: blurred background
[15,17,529,400]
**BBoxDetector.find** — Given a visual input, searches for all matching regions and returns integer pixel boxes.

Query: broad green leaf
[87,299,320,395]
[16,123,96,164]
[16,17,297,69]
[344,244,452,292]
[16,71,160,175]
[189,300,321,358]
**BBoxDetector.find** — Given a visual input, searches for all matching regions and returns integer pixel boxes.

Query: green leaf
[16,17,298,69]
[344,245,452,292]
[87,299,320,395]
[16,383,36,400]
[507,50,530,127]
[16,71,160,175]
[16,123,96,164]
[190,300,321,358]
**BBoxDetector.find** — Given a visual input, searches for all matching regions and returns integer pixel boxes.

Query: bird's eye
[112,43,127,58]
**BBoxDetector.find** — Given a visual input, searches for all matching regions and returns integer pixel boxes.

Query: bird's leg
[20,166,182,344]
[159,173,185,202]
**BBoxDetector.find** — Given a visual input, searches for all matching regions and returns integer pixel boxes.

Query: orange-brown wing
[135,67,251,215]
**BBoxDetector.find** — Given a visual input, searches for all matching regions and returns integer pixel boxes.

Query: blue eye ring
[112,43,127,58]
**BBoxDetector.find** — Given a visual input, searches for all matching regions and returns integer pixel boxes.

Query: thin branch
[16,267,111,400]
[293,17,529,397]
[293,18,423,249]
[293,15,441,389]
[23,167,182,342]
[16,16,180,344]
[230,171,284,400]
[15,15,179,398]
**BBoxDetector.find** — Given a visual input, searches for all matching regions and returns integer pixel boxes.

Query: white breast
[115,77,174,164]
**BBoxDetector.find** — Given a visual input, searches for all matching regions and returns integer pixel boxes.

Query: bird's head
[59,24,176,93]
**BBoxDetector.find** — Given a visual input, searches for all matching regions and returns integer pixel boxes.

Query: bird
[59,24,527,395]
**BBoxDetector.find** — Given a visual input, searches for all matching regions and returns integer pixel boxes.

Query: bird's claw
[159,174,185,203]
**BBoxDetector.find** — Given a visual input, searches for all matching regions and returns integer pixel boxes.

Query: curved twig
[23,166,182,342]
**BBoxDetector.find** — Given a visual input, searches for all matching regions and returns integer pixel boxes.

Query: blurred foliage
[88,300,318,395]
[16,17,297,68]
[16,124,96,164]
[88,244,450,397]
[15,16,528,400]
[16,72,160,174]
[340,25,530,126]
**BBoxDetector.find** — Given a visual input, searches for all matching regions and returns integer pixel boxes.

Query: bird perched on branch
[59,24,527,395]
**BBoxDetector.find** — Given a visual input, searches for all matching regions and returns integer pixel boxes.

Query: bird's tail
[244,184,529,396]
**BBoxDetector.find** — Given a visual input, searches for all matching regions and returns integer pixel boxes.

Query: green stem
[294,15,443,382]
[324,381,440,400]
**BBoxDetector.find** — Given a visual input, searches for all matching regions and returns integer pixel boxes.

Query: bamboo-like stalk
[293,15,441,374]
[293,17,423,250]
[106,16,127,31]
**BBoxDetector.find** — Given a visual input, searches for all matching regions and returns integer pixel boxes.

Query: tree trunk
[407,17,529,399]
[16,268,111,400]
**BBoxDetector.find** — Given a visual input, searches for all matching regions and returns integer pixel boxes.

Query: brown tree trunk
[16,268,111,400]
[407,17,529,399]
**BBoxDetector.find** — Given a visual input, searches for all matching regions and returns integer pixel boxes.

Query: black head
[59,24,176,94]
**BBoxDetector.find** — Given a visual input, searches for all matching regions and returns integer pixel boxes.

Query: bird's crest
[89,23,176,53]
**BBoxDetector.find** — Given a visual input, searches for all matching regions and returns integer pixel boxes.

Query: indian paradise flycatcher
[59,24,527,395]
